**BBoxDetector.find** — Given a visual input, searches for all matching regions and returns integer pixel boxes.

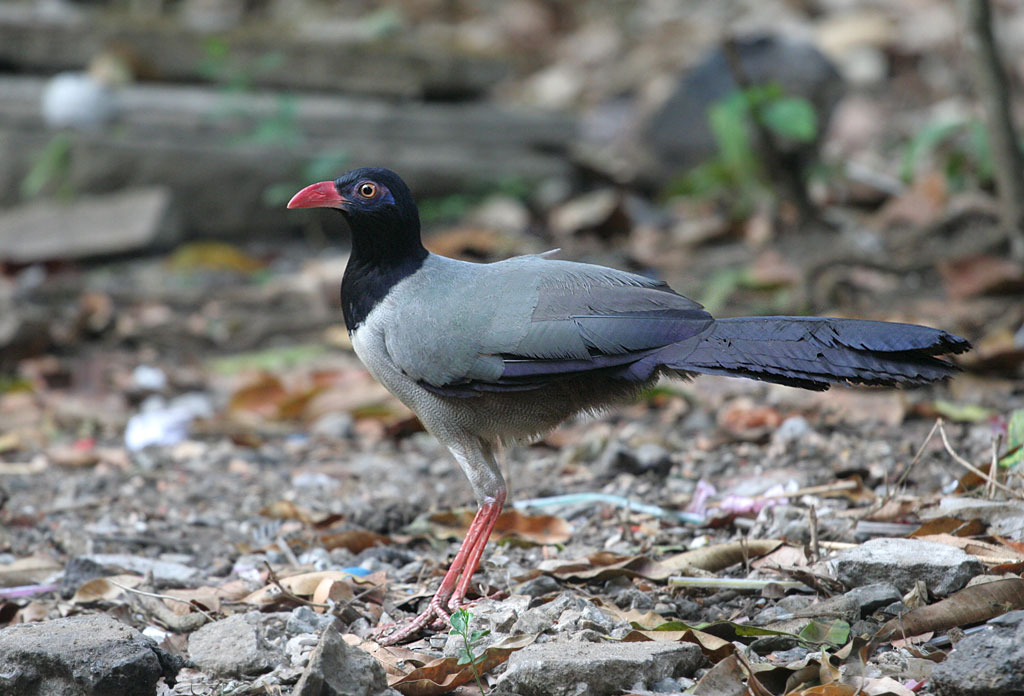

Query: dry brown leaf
[317,530,392,554]
[751,545,809,571]
[0,557,62,588]
[160,586,225,615]
[658,540,782,574]
[260,500,315,525]
[910,517,986,538]
[70,575,143,604]
[717,398,783,438]
[876,577,1024,642]
[342,634,435,677]
[429,509,571,545]
[622,627,734,662]
[938,255,1024,299]
[228,374,288,418]
[242,569,370,606]
[874,171,947,229]
[389,634,533,696]
[312,578,355,612]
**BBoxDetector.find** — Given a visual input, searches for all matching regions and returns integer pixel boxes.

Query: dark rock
[832,538,983,595]
[844,583,902,617]
[600,442,674,478]
[293,621,398,696]
[0,614,180,696]
[642,34,843,178]
[187,612,288,677]
[931,610,1024,696]
[498,641,703,696]
[517,574,562,598]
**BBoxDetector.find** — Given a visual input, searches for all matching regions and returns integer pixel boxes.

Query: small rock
[931,610,1024,696]
[843,583,902,617]
[499,641,703,696]
[642,34,843,178]
[0,614,182,696]
[293,622,399,696]
[548,189,630,240]
[771,416,814,448]
[600,442,673,478]
[287,606,336,637]
[76,554,199,586]
[832,538,983,595]
[310,412,355,440]
[188,612,288,677]
[518,574,562,598]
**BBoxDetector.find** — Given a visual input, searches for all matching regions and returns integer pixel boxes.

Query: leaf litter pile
[1,226,1022,696]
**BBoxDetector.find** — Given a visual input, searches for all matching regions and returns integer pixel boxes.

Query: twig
[263,561,332,609]
[937,419,1023,499]
[808,506,820,563]
[961,0,1024,260]
[276,536,301,567]
[860,419,939,522]
[988,439,1000,499]
[109,580,216,622]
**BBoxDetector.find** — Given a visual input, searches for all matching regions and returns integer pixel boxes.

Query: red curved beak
[287,181,347,210]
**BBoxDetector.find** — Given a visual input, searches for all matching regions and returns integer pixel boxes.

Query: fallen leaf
[228,374,288,418]
[876,577,1024,642]
[70,575,143,603]
[938,255,1024,299]
[910,517,986,538]
[160,586,226,615]
[167,241,266,274]
[312,578,355,612]
[0,557,62,587]
[429,509,571,545]
[389,634,534,695]
[316,530,392,554]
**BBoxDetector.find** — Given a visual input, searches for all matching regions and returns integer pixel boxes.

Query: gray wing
[384,254,713,395]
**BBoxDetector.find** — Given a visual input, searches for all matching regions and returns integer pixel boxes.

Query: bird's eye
[358,182,377,198]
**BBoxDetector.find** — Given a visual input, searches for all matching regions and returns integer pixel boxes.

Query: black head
[288,167,425,264]
[288,167,428,331]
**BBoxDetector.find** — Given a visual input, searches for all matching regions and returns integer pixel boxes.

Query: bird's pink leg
[375,495,504,645]
[446,497,503,611]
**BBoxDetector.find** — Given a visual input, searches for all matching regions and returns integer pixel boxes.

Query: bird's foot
[374,597,453,645]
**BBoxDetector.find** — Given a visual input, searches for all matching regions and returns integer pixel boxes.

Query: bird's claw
[374,598,454,646]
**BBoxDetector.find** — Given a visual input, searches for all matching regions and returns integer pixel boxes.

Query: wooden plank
[0,7,506,99]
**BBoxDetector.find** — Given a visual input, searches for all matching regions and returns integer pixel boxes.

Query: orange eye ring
[358,182,377,198]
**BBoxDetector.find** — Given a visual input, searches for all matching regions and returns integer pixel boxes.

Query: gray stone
[498,641,703,696]
[76,554,199,586]
[517,574,562,598]
[642,34,843,177]
[0,187,176,263]
[287,606,336,637]
[293,622,399,696]
[187,612,288,677]
[832,538,983,595]
[931,610,1024,696]
[844,583,902,617]
[0,614,181,696]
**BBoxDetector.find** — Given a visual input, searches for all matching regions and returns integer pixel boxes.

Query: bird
[287,167,970,644]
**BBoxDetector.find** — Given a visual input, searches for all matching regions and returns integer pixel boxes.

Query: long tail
[656,317,970,391]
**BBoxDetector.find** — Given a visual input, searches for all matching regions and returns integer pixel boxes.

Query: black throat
[340,211,428,331]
